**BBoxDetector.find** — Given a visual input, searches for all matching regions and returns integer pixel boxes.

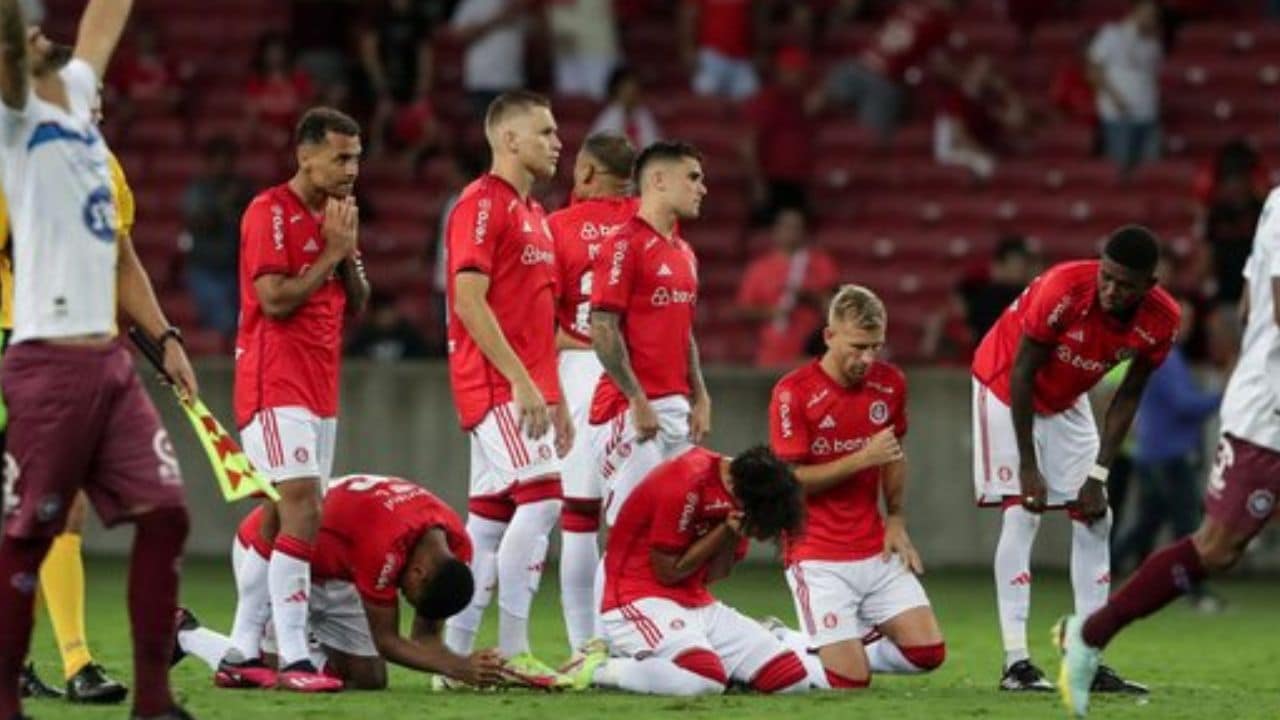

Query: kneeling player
[173,475,506,689]
[767,285,945,689]
[567,446,812,695]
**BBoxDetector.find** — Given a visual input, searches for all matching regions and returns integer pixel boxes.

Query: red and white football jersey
[237,475,472,606]
[548,195,639,344]
[972,260,1180,414]
[588,216,699,424]
[770,360,908,565]
[602,447,746,611]
[234,183,347,428]
[446,174,561,430]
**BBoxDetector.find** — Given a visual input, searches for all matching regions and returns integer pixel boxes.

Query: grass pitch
[23,557,1280,720]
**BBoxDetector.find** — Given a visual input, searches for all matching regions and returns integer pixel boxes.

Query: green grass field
[22,557,1280,720]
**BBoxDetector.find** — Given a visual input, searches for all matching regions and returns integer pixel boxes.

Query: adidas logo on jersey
[657,263,673,277]
[302,237,319,253]
[1065,328,1085,342]
[819,414,836,429]
[522,220,534,233]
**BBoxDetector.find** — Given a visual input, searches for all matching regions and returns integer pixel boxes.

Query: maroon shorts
[1203,434,1280,539]
[1,341,186,538]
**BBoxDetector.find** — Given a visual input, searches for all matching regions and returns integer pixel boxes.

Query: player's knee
[823,666,871,690]
[672,648,728,694]
[561,498,601,533]
[901,642,946,672]
[344,661,388,690]
[1194,530,1243,572]
[750,651,809,694]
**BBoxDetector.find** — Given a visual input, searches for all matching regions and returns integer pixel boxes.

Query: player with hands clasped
[970,226,1178,694]
[765,285,945,690]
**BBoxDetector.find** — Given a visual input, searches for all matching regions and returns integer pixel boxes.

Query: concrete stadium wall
[73,361,1278,571]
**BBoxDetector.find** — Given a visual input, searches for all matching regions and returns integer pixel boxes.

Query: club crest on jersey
[294,447,310,464]
[823,613,839,629]
[1247,489,1275,519]
[82,186,117,243]
[670,619,686,631]
[869,400,890,425]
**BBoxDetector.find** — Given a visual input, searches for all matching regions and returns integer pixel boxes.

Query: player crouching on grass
[564,446,815,696]
[171,475,509,690]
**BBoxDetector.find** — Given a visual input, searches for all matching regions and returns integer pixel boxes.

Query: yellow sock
[39,533,93,679]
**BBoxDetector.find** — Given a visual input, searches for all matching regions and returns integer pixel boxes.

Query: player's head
[400,529,475,622]
[294,107,362,198]
[1098,225,1159,315]
[634,141,706,220]
[823,284,887,385]
[772,206,809,253]
[24,26,72,77]
[573,132,635,199]
[727,446,804,541]
[1129,0,1160,35]
[485,90,561,180]
[992,234,1032,283]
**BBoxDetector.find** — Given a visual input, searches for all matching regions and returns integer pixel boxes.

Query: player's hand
[513,378,550,439]
[631,396,659,443]
[1019,464,1048,513]
[859,428,903,469]
[689,393,712,444]
[552,402,574,459]
[724,510,746,537]
[322,196,359,261]
[462,648,505,687]
[162,338,199,402]
[1071,477,1109,525]
[883,515,923,575]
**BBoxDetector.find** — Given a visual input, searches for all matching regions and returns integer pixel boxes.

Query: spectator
[921,235,1034,361]
[359,0,447,160]
[548,0,620,99]
[589,67,661,150]
[1088,0,1162,175]
[244,33,316,148]
[1048,35,1099,129]
[1112,298,1223,612]
[741,47,818,219]
[1191,140,1268,307]
[734,207,839,368]
[289,0,360,89]
[450,0,535,116]
[933,55,1033,180]
[346,290,432,361]
[107,20,191,122]
[819,0,956,141]
[182,136,253,341]
[679,0,763,101]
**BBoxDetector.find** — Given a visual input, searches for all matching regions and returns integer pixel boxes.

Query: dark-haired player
[566,446,812,695]
[173,475,507,690]
[766,285,945,690]
[228,106,371,693]
[589,140,710,527]
[549,131,639,655]
[1056,190,1280,717]
[970,226,1179,692]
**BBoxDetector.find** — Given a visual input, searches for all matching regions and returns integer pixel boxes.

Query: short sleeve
[769,379,811,462]
[240,198,290,280]
[1258,200,1280,278]
[648,478,697,554]
[59,59,99,120]
[1017,273,1079,344]
[1087,26,1116,65]
[591,233,635,313]
[447,189,505,276]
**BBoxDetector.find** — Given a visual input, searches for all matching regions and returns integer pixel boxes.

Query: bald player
[442,90,573,686]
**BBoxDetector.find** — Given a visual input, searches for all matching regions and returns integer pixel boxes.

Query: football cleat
[1091,664,1148,694]
[66,662,128,704]
[430,673,475,692]
[276,660,343,692]
[1054,614,1101,717]
[500,653,571,691]
[565,640,609,692]
[214,657,277,689]
[19,662,64,699]
[170,607,201,667]
[999,659,1054,692]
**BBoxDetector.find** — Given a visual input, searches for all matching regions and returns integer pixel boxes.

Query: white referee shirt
[0,59,118,343]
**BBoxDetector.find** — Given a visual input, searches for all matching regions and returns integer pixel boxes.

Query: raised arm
[0,0,28,109]
[73,0,132,79]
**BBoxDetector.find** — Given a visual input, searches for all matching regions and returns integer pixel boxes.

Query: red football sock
[1082,536,1205,649]
[128,507,189,717]
[0,535,52,719]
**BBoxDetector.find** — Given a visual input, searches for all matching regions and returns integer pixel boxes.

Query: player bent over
[566,446,813,696]
[1056,189,1280,717]
[765,285,945,689]
[174,475,507,690]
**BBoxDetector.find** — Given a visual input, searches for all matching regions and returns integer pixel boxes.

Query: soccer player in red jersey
[970,226,1178,692]
[1055,189,1280,717]
[228,107,371,692]
[442,91,573,684]
[589,140,710,527]
[173,475,507,690]
[564,446,811,695]
[548,131,639,654]
[766,286,945,690]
